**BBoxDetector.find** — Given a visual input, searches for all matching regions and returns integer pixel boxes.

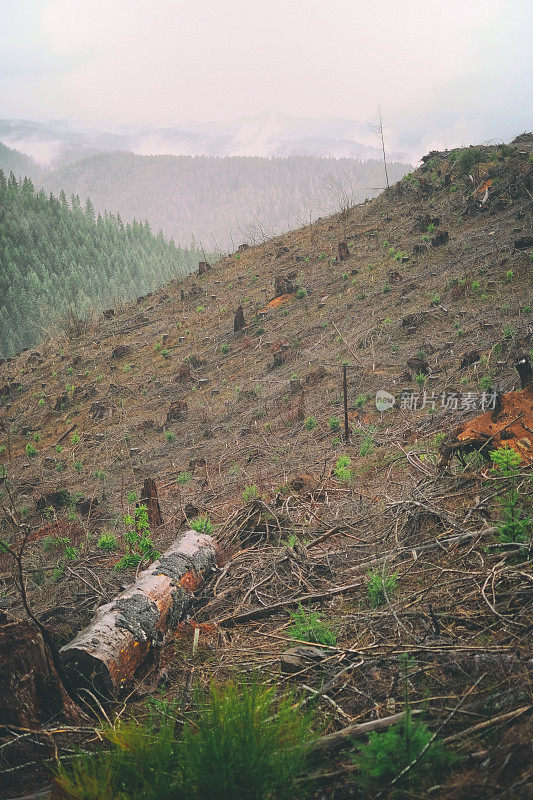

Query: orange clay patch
[456,386,533,465]
[260,293,292,311]
[474,178,493,197]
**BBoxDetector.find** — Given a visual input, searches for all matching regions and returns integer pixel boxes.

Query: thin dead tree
[369,105,390,190]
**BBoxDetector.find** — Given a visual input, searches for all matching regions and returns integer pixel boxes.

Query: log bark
[60,531,217,699]
[0,619,80,727]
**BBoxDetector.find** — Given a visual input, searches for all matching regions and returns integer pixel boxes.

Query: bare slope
[0,136,532,798]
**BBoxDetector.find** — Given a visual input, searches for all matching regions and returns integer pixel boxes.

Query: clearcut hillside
[0,134,532,799]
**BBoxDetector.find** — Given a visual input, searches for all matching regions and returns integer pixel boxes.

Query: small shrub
[479,376,492,390]
[288,604,336,646]
[115,552,143,571]
[65,544,79,560]
[367,569,397,606]
[71,432,80,444]
[328,417,341,432]
[25,443,37,457]
[119,503,158,569]
[220,343,230,354]
[359,436,374,457]
[415,372,428,387]
[333,455,352,482]
[243,484,259,502]
[164,429,176,443]
[190,515,214,536]
[503,323,515,340]
[177,471,191,485]
[456,146,485,174]
[304,416,317,431]
[489,447,532,544]
[97,533,118,552]
[352,708,454,794]
[296,287,307,299]
[354,393,367,408]
[57,681,312,800]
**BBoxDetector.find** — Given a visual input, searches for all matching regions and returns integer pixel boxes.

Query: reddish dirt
[455,386,533,464]
[260,293,292,310]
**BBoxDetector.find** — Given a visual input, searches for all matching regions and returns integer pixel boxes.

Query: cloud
[0,0,530,157]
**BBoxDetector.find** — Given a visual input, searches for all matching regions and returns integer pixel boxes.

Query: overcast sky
[0,0,531,155]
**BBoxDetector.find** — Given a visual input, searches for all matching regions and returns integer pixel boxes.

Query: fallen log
[60,531,217,699]
[307,710,422,758]
[215,580,363,628]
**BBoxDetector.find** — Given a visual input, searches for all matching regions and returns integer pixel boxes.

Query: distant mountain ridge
[0,113,407,166]
[0,115,412,253]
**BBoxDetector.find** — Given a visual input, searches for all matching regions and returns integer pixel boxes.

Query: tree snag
[140,478,163,528]
[60,531,217,699]
[234,305,245,332]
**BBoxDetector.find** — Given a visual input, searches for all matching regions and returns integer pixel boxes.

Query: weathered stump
[0,619,80,727]
[167,400,188,422]
[338,241,350,261]
[60,531,217,699]
[273,272,297,296]
[515,354,533,389]
[431,229,449,247]
[140,478,163,529]
[234,305,245,332]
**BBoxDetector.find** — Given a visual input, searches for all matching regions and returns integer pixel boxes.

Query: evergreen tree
[0,170,210,357]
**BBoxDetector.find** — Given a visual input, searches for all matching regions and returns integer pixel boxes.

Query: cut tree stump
[0,619,81,727]
[140,478,163,528]
[234,305,246,332]
[60,531,217,699]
